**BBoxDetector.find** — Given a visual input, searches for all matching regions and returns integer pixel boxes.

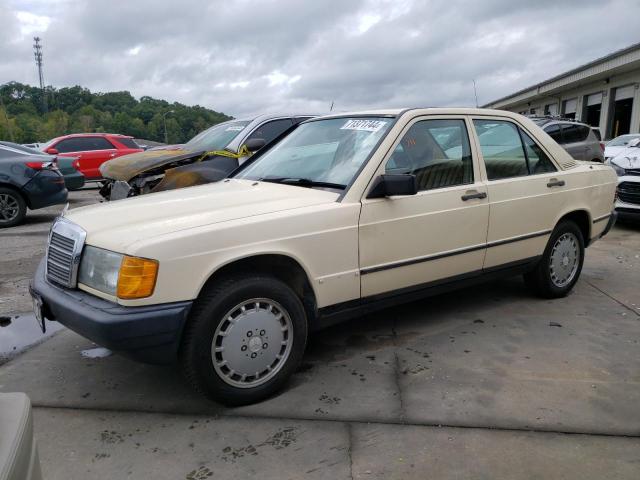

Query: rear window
[117,138,140,149]
[591,129,602,141]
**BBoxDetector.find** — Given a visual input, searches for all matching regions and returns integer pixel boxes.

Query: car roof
[224,113,319,152]
[311,107,529,121]
[50,132,135,141]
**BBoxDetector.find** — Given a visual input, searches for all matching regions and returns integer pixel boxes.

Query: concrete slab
[33,408,351,480]
[394,278,640,435]
[351,423,640,479]
[0,312,403,422]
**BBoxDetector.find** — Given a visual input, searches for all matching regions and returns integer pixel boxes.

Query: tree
[0,82,232,143]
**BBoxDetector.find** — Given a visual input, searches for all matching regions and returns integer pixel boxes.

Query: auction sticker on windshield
[226,126,245,131]
[341,119,388,132]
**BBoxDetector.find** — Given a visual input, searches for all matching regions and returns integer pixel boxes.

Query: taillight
[25,161,44,170]
[25,161,55,170]
[600,142,605,153]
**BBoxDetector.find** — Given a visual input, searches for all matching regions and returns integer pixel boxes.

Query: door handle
[461,190,487,201]
[547,179,565,188]
[110,153,116,157]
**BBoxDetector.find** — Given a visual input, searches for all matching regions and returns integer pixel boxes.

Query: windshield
[234,117,393,189]
[185,120,251,152]
[607,134,640,147]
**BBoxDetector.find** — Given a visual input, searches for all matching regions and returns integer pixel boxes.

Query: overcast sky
[1,0,639,118]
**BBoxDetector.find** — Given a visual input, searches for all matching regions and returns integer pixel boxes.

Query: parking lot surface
[1,190,639,479]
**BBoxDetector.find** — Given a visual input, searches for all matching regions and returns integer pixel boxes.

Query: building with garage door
[483,42,640,139]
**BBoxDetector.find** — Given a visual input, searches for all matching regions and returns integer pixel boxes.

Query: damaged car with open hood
[99,113,315,200]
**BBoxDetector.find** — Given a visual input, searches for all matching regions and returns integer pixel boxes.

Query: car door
[78,137,118,179]
[359,116,489,298]
[471,117,565,269]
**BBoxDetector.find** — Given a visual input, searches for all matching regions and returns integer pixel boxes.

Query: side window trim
[471,117,559,181]
[383,116,476,192]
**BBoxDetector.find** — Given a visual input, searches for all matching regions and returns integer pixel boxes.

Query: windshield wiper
[259,177,346,190]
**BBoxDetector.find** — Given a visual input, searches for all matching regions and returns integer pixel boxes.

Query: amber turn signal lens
[117,256,159,299]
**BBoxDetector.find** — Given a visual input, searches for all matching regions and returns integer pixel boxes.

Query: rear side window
[561,124,589,143]
[473,120,528,180]
[116,138,139,149]
[246,119,293,145]
[473,120,556,179]
[520,131,557,174]
[385,119,473,191]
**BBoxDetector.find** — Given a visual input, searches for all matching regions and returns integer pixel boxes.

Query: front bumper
[30,258,192,364]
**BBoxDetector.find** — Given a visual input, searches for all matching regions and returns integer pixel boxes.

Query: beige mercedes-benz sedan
[31,108,617,405]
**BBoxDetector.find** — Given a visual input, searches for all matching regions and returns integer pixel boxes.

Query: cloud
[0,0,639,119]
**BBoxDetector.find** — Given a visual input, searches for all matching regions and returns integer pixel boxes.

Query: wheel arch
[0,182,29,208]
[197,253,319,322]
[555,209,591,243]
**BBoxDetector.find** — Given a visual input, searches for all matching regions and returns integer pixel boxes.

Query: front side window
[385,119,473,191]
[473,120,528,180]
[55,138,88,153]
[186,120,251,152]
[474,120,556,179]
[235,117,393,189]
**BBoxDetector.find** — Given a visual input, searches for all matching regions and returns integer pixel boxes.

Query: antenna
[33,37,47,112]
[329,101,334,112]
[472,79,479,108]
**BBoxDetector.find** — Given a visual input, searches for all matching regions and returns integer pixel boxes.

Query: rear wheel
[180,274,308,406]
[524,220,584,298]
[0,187,27,228]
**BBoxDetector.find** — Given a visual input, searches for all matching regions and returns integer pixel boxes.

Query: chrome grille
[46,218,86,287]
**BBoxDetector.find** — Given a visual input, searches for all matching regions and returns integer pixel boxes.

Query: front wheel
[524,220,585,298]
[180,275,308,406]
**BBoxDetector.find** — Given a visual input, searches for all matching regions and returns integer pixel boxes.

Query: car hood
[99,146,205,181]
[610,148,640,168]
[64,179,340,252]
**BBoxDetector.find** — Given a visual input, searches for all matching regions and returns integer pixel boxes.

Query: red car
[40,134,143,180]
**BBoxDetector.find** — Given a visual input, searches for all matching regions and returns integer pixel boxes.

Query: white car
[607,138,640,219]
[604,133,640,161]
[30,108,617,405]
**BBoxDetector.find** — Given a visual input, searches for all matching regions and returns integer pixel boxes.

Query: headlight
[608,160,626,176]
[78,246,158,299]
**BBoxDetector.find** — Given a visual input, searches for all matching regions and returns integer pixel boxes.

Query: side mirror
[367,174,418,199]
[628,138,640,147]
[46,148,58,155]
[244,138,266,152]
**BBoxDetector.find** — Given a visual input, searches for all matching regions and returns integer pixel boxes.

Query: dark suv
[530,117,604,162]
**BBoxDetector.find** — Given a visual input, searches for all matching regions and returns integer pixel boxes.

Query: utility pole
[33,37,47,112]
[163,110,174,144]
[472,79,479,108]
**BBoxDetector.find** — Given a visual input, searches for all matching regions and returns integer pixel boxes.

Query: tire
[524,220,585,298]
[0,187,27,228]
[180,274,308,406]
